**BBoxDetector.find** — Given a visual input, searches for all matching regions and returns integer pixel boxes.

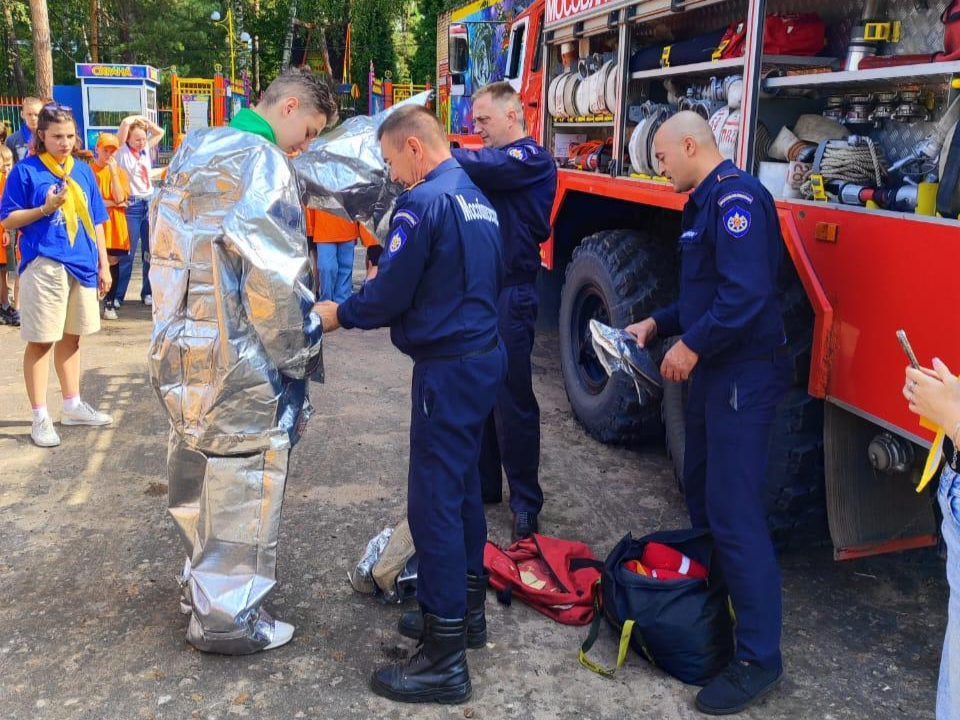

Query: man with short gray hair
[452,81,557,542]
[316,104,506,704]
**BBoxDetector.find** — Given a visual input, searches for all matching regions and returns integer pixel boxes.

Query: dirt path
[0,262,946,720]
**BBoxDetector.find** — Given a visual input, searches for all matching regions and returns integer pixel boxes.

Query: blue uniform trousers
[316,240,355,303]
[478,283,543,514]
[409,343,507,618]
[117,198,151,303]
[682,355,790,670]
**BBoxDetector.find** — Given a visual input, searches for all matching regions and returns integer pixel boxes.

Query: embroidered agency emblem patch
[388,226,408,255]
[723,205,751,238]
[507,146,528,161]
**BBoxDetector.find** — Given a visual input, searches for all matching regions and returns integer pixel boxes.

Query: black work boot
[371,614,471,704]
[695,660,783,715]
[512,511,539,543]
[398,574,488,648]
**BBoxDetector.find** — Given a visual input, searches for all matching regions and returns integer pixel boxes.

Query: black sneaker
[695,660,783,715]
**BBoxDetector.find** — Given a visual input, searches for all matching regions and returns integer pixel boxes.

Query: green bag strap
[578,578,656,677]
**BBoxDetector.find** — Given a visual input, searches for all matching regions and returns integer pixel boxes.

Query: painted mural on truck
[446,0,534,134]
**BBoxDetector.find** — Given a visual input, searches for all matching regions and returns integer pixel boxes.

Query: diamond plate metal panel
[631,0,744,41]
[885,0,948,57]
[875,118,939,163]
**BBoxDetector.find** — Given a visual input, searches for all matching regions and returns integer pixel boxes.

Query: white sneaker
[143,295,153,306]
[31,416,61,447]
[264,620,295,650]
[61,401,113,426]
[103,305,118,320]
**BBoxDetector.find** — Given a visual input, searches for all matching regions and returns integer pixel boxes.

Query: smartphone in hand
[897,329,920,370]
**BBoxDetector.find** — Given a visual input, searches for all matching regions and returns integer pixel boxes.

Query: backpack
[483,534,601,625]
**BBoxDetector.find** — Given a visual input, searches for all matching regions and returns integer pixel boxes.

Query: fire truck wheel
[659,263,829,549]
[559,229,677,444]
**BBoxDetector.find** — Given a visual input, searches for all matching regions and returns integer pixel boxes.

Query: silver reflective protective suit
[294,91,433,240]
[148,126,322,654]
[589,319,664,401]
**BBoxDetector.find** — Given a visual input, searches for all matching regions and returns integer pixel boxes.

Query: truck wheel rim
[571,282,610,394]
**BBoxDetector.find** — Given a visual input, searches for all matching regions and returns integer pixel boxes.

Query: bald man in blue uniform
[627,112,790,716]
[316,105,506,705]
[451,81,557,542]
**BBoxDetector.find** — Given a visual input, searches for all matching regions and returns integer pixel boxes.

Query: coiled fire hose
[802,136,887,199]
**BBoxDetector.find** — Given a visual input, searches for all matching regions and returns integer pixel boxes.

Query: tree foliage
[408,0,442,84]
[0,0,447,108]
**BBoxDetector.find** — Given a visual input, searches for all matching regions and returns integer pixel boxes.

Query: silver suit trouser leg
[167,432,290,654]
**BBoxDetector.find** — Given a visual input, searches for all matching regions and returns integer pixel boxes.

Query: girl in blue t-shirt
[0,104,113,448]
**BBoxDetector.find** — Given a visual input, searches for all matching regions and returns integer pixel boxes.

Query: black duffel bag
[578,528,734,686]
[629,28,727,72]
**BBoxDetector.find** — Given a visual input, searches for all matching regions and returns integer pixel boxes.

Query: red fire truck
[438,0,960,558]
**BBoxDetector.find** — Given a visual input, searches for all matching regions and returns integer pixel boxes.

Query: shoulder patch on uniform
[393,209,420,227]
[723,205,751,238]
[387,226,408,255]
[507,146,528,161]
[718,190,754,207]
[717,170,740,182]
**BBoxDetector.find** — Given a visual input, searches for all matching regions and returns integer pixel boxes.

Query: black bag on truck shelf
[629,29,726,71]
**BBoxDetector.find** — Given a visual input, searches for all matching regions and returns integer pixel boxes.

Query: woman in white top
[115,114,164,306]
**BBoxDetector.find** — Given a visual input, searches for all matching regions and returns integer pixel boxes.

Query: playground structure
[170,65,250,150]
[367,63,431,115]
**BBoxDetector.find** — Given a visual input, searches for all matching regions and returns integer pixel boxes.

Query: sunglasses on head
[42,103,73,113]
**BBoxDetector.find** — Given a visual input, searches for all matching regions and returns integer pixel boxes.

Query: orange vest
[310,208,378,247]
[93,163,131,252]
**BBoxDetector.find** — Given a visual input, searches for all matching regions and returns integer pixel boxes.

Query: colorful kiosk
[75,63,160,151]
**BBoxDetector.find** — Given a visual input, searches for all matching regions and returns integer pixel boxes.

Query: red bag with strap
[483,534,601,626]
[764,13,826,55]
[937,0,960,60]
[718,13,825,59]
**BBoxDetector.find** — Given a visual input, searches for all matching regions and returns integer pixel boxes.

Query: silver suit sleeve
[293,91,433,240]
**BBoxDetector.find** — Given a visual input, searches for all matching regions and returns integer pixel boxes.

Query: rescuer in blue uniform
[451,81,557,542]
[626,112,790,716]
[316,105,506,705]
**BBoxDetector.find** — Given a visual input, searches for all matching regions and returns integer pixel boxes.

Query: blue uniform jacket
[452,137,557,287]
[652,160,785,365]
[337,158,503,362]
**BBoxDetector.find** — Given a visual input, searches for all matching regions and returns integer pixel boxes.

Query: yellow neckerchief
[917,390,960,492]
[37,152,95,247]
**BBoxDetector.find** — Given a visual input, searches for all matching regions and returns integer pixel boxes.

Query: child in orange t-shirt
[311,209,379,302]
[91,133,131,319]
[0,144,19,326]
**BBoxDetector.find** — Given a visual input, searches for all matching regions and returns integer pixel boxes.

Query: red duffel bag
[484,534,601,625]
[718,13,826,59]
